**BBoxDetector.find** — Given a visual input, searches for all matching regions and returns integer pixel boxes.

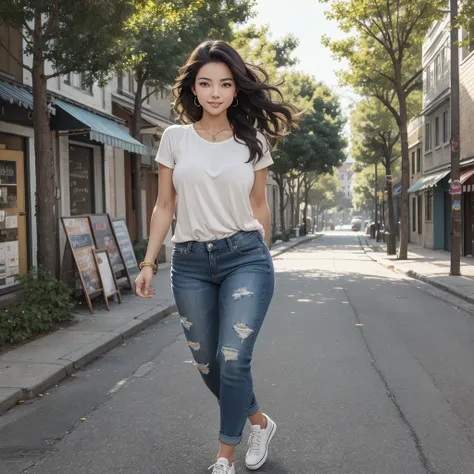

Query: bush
[133,239,148,263]
[0,267,75,345]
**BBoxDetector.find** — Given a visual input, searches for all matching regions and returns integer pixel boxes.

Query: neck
[200,112,230,132]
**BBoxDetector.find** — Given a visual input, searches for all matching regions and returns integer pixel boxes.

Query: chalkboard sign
[61,217,101,313]
[69,147,93,216]
[93,250,122,310]
[112,218,140,281]
[89,214,125,275]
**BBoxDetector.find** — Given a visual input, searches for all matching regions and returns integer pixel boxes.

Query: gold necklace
[197,121,232,142]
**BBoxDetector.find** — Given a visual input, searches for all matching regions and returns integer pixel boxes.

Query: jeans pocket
[172,245,187,260]
[234,234,264,255]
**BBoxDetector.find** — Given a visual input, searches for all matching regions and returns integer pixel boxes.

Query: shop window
[418,195,423,234]
[425,190,433,221]
[411,151,415,174]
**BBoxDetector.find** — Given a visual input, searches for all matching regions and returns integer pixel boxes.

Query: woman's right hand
[135,266,156,298]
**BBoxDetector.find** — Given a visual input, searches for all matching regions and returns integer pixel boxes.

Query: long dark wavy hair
[173,40,298,163]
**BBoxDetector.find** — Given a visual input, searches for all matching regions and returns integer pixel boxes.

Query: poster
[6,240,18,277]
[112,218,140,276]
[95,251,117,297]
[89,215,124,275]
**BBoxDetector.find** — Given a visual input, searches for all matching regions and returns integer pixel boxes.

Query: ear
[191,86,196,96]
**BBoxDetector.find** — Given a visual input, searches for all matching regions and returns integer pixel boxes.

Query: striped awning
[408,170,450,193]
[55,100,147,154]
[0,80,33,110]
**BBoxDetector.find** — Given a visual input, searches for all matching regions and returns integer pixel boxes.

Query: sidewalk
[360,234,474,304]
[0,233,317,415]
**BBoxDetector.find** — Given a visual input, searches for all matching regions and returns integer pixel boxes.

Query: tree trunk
[33,11,58,275]
[131,78,145,243]
[385,155,396,255]
[397,87,410,260]
[289,179,295,229]
[295,177,302,228]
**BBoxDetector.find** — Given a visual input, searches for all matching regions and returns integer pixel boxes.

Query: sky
[252,0,357,148]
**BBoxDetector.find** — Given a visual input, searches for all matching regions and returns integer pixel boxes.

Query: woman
[135,40,296,473]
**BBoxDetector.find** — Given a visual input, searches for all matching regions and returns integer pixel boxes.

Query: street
[3,232,474,474]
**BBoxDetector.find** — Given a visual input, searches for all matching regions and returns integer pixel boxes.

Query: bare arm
[144,164,176,264]
[250,168,271,247]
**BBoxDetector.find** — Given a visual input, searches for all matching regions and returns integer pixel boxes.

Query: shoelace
[208,461,232,473]
[247,430,262,454]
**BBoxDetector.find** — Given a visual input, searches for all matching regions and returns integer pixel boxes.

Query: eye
[198,81,209,87]
[222,83,233,88]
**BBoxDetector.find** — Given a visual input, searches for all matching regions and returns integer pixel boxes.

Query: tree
[307,171,341,231]
[0,0,144,274]
[352,164,385,218]
[320,0,444,259]
[351,98,400,254]
[121,0,255,241]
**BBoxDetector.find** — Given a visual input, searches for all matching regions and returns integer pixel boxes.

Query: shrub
[0,267,75,345]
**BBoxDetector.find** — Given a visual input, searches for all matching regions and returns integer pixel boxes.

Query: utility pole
[450,0,461,276]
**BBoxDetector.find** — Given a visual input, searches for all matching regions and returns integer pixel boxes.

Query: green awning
[55,100,148,154]
[408,170,450,193]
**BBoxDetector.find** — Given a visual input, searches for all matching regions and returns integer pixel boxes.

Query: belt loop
[186,241,193,254]
[226,237,234,251]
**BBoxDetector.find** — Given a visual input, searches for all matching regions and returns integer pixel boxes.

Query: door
[0,149,27,288]
[124,152,136,242]
[417,195,423,235]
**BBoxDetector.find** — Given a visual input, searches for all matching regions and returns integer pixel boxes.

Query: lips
[208,102,223,107]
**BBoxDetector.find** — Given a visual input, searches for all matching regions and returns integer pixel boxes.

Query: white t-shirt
[155,124,274,243]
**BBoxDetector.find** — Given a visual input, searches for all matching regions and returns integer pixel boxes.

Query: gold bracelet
[139,261,157,275]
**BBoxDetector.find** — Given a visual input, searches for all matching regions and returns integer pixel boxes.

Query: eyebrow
[197,77,234,82]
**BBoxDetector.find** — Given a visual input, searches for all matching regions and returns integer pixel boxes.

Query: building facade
[408,117,424,245]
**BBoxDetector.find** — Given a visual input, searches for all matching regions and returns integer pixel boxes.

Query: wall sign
[453,199,461,211]
[112,217,140,289]
[450,180,462,195]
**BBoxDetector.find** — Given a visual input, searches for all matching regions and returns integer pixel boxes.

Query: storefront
[460,167,474,256]
[0,80,36,298]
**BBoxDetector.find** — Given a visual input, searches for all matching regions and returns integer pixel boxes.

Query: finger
[135,278,145,298]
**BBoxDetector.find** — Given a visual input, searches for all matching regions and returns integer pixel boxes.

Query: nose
[211,85,220,98]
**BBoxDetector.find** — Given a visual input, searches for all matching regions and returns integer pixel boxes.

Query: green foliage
[0,267,75,345]
[0,0,145,83]
[308,172,342,213]
[119,0,255,96]
[133,239,149,263]
[352,164,385,212]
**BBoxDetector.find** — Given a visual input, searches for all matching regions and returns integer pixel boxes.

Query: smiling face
[192,62,237,118]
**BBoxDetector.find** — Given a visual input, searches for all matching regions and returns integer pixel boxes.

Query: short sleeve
[253,132,274,171]
[155,126,175,169]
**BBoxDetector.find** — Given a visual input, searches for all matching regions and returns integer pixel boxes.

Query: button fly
[208,243,214,249]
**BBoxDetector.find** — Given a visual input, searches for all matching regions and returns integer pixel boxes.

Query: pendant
[212,135,216,141]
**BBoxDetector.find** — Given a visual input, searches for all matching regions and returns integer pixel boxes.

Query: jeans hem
[248,402,259,416]
[219,433,242,446]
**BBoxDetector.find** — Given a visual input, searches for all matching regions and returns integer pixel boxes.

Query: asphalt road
[2,232,474,474]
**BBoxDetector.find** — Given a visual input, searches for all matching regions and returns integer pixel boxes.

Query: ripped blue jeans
[171,231,275,446]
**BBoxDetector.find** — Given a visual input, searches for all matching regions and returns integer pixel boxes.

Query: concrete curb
[0,234,318,415]
[358,236,474,306]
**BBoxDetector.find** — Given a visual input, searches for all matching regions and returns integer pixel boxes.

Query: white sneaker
[209,457,235,474]
[245,414,277,470]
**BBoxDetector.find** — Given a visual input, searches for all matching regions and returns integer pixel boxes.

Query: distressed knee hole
[194,362,210,375]
[233,323,254,341]
[232,287,254,300]
[180,316,193,330]
[221,346,239,361]
[188,341,200,351]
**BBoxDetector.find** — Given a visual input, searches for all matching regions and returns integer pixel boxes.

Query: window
[340,173,345,181]
[128,71,134,93]
[443,110,449,144]
[411,151,416,174]
[425,122,431,152]
[416,147,421,173]
[412,197,416,231]
[425,189,433,221]
[64,73,71,85]
[80,72,92,94]
[417,195,423,235]
[426,64,432,91]
[435,116,440,147]
[117,71,123,92]
[435,54,441,83]
[145,86,150,105]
